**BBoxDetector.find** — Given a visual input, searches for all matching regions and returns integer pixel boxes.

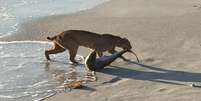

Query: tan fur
[45,30,132,63]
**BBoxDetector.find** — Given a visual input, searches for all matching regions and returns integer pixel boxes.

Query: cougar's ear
[123,37,128,40]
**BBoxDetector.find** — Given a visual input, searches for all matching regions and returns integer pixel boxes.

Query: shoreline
[1,0,201,101]
[1,0,201,42]
[0,0,111,42]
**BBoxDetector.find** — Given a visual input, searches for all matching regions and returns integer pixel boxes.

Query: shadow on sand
[44,60,201,87]
[100,61,201,86]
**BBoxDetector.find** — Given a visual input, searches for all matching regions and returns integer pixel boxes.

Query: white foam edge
[0,40,84,60]
[0,95,15,99]
[0,33,13,39]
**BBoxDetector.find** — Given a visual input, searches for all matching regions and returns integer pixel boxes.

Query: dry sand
[2,0,201,101]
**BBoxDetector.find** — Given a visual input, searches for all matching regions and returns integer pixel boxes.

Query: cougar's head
[117,38,132,50]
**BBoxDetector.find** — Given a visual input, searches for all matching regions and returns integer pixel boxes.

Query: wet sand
[1,0,201,101]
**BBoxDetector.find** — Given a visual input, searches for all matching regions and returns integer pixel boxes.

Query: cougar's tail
[47,36,56,41]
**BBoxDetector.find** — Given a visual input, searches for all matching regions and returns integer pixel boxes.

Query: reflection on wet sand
[44,61,96,91]
[35,61,97,101]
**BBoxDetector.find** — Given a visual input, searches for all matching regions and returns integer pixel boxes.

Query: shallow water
[0,41,87,101]
[0,0,108,38]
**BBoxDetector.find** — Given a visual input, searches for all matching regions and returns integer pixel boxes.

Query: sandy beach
[1,0,201,101]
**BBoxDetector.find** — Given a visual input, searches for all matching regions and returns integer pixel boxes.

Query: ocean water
[0,41,87,101]
[0,0,108,38]
[0,0,107,100]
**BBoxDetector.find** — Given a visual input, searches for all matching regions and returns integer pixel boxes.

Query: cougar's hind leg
[45,43,65,60]
[108,48,128,61]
